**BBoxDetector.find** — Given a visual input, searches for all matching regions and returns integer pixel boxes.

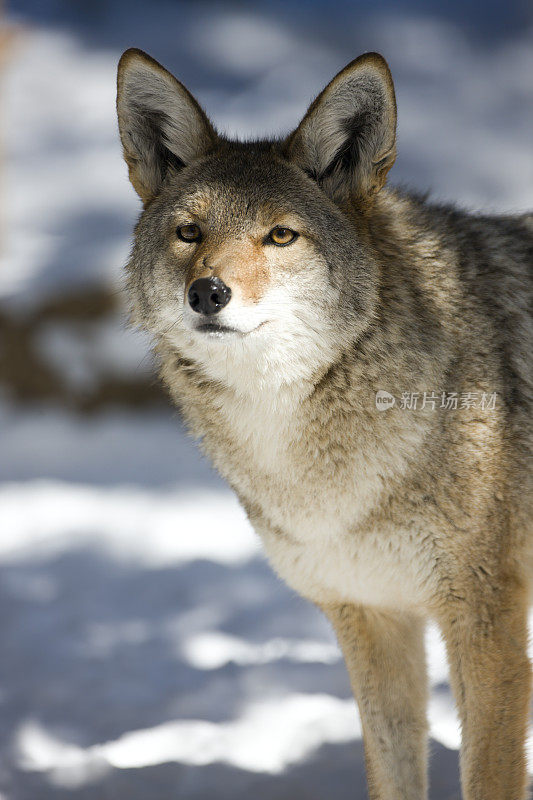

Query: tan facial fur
[174,201,309,307]
[184,237,271,305]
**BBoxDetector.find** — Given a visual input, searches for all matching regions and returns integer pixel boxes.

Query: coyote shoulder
[117,48,533,799]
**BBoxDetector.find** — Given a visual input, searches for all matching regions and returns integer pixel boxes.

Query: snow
[16,694,361,781]
[1,1,532,797]
[0,400,466,797]
[0,482,257,567]
[0,402,465,798]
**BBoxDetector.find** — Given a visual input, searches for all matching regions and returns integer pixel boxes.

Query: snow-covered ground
[1,1,532,797]
[0,405,465,799]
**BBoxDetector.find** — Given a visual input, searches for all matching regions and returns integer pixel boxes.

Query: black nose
[188,277,232,315]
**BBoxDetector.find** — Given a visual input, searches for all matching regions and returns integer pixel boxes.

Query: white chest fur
[259,516,428,610]
[210,386,429,612]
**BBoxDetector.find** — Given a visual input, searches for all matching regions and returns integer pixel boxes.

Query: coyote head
[117,50,396,390]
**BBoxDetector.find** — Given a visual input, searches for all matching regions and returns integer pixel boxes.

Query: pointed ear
[285,53,396,202]
[117,49,217,205]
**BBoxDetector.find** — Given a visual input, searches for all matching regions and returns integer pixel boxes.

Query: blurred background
[0,0,531,797]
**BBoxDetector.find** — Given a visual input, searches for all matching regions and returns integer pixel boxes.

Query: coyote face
[127,148,377,387]
[118,50,393,389]
[117,47,533,800]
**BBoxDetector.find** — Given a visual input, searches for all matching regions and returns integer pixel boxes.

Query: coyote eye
[177,223,202,242]
[267,227,298,246]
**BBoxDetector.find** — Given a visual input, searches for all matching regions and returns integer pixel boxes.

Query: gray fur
[117,48,533,799]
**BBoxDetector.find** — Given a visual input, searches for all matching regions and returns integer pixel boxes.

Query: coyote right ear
[285,53,396,202]
[117,49,217,205]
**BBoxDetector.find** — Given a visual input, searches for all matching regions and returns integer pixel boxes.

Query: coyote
[116,49,532,799]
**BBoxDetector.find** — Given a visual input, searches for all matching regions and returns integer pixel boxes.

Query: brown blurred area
[0,0,15,63]
[0,287,167,412]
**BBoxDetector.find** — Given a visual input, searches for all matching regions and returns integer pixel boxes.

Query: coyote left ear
[285,53,396,201]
